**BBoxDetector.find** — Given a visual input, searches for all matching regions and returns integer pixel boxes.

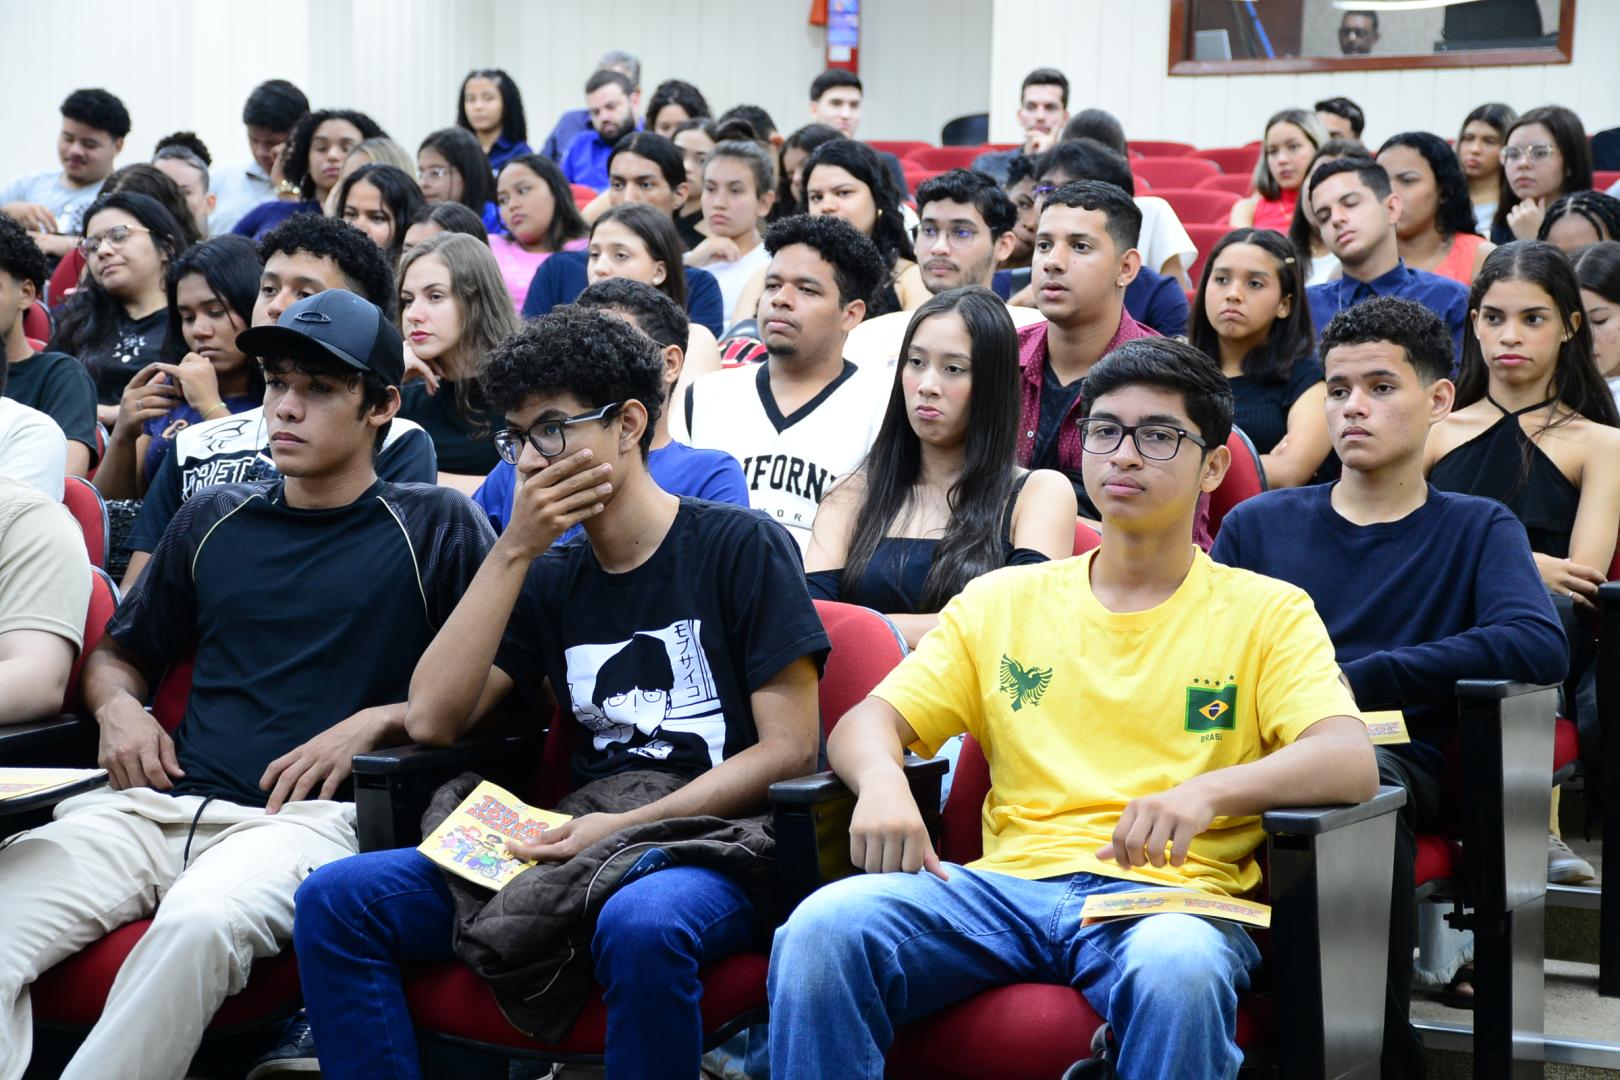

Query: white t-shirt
[684,359,888,550]
[0,398,67,500]
[1135,196,1197,278]
[1473,201,1498,235]
[209,161,275,236]
[703,245,771,330]
[844,304,1048,373]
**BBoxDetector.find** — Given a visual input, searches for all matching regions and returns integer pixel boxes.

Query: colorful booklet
[417,780,571,892]
[1079,888,1272,929]
[0,767,106,801]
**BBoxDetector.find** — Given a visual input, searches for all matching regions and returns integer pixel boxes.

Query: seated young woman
[1492,105,1594,244]
[1188,227,1332,487]
[1230,108,1329,231]
[1459,103,1517,235]
[332,163,426,271]
[685,134,777,330]
[804,286,1076,648]
[647,79,711,138]
[402,202,489,250]
[232,109,386,241]
[490,153,589,311]
[397,232,522,493]
[670,118,717,250]
[1377,131,1494,286]
[774,124,843,219]
[1572,240,1620,409]
[1538,191,1620,253]
[1426,240,1620,611]
[93,235,263,499]
[416,127,501,236]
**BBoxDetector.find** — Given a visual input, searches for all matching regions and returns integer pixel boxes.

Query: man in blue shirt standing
[560,70,641,192]
[1211,295,1566,1080]
[1306,159,1470,366]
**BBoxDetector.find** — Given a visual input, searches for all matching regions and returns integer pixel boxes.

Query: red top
[1431,231,1486,286]
[1252,188,1298,232]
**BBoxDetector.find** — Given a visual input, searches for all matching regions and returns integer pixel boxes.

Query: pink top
[1432,231,1486,286]
[489,234,589,312]
[1252,188,1298,232]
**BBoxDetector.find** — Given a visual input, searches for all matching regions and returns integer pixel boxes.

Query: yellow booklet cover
[1362,710,1411,745]
[0,767,106,801]
[417,780,571,892]
[1080,889,1272,929]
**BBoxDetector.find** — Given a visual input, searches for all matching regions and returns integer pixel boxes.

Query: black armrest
[352,735,541,853]
[1596,584,1619,996]
[770,755,948,912]
[1262,785,1405,836]
[1454,678,1561,701]
[0,714,97,765]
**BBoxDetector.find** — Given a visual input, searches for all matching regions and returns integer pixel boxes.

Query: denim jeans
[293,846,763,1080]
[768,865,1261,1080]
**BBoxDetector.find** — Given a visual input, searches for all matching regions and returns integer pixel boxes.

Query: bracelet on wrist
[201,401,229,419]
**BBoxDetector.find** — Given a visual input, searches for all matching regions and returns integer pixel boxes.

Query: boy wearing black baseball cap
[0,291,495,1079]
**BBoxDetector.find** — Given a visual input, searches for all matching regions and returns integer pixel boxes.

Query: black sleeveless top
[805,474,1047,613]
[1428,394,1580,558]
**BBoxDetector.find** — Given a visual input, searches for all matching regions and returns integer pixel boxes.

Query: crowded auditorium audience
[0,40,1617,1080]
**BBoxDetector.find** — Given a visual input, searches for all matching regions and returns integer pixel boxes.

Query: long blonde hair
[1251,109,1329,201]
[398,232,521,429]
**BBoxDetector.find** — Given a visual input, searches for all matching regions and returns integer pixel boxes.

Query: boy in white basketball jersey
[684,215,891,550]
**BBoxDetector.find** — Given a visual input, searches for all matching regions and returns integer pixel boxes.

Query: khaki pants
[0,786,357,1080]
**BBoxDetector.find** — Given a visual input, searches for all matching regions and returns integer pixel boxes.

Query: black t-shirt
[399,380,503,476]
[107,479,494,806]
[675,209,705,252]
[1033,360,1092,514]
[1229,355,1325,455]
[5,350,98,459]
[494,498,830,786]
[90,308,168,405]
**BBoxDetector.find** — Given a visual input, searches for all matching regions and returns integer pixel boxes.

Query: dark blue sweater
[1211,483,1567,776]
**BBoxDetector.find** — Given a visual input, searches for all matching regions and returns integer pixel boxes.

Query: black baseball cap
[237,290,405,386]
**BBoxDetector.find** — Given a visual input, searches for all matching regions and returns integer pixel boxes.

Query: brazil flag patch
[1185,682,1238,732]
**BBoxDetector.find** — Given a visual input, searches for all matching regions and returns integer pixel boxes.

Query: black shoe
[245,1011,320,1078]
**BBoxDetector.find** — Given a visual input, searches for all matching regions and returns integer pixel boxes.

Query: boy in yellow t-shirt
[768,338,1378,1080]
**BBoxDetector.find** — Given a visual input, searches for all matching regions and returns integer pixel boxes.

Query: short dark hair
[1005,153,1038,187]
[261,352,393,451]
[610,131,688,194]
[1021,67,1069,107]
[0,214,49,293]
[718,105,779,141]
[1343,9,1378,28]
[1062,109,1127,156]
[579,276,689,363]
[1041,179,1142,253]
[1036,138,1135,197]
[646,80,710,131]
[258,212,395,315]
[1318,295,1453,384]
[1314,97,1366,137]
[763,214,887,309]
[585,69,635,98]
[810,69,862,101]
[478,305,665,457]
[283,109,387,199]
[154,131,211,167]
[242,80,309,133]
[915,169,1016,237]
[1307,156,1391,203]
[406,201,489,244]
[1081,337,1235,450]
[61,88,130,140]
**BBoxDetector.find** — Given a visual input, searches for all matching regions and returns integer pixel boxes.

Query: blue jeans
[768,865,1261,1080]
[292,846,763,1080]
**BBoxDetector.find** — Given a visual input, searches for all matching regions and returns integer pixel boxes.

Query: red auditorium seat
[1194,146,1261,175]
[570,184,596,209]
[1127,140,1196,157]
[1594,170,1620,191]
[1155,187,1242,225]
[61,476,109,569]
[1133,156,1221,189]
[1197,174,1256,197]
[1208,428,1267,536]
[869,140,932,160]
[907,145,984,171]
[1184,223,1233,286]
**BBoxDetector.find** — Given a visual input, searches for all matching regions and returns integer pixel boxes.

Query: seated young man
[121,213,436,591]
[290,306,827,1080]
[471,277,746,534]
[0,476,91,725]
[0,289,493,1080]
[768,337,1379,1080]
[1210,295,1567,1079]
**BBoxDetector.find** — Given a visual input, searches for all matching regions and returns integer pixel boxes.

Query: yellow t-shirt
[873,549,1359,897]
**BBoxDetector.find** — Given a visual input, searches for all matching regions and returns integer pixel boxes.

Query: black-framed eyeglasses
[492,401,625,464]
[1076,418,1208,461]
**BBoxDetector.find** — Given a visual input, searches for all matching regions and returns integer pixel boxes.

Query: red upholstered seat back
[1184,223,1233,286]
[63,567,118,714]
[61,476,109,569]
[1073,521,1101,557]
[1193,146,1261,176]
[151,657,195,733]
[813,600,907,736]
[1208,428,1268,537]
[1155,187,1241,225]
[1133,156,1221,189]
[1196,173,1255,196]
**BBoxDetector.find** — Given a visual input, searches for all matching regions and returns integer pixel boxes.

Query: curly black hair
[154,130,212,166]
[0,214,49,293]
[61,88,130,139]
[1318,295,1453,384]
[763,213,887,310]
[477,305,665,458]
[578,276,689,356]
[258,212,395,316]
[915,168,1016,236]
[282,109,387,199]
[646,79,711,132]
[1377,131,1478,240]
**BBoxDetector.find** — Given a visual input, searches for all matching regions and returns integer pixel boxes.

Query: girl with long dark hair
[51,192,191,427]
[799,138,925,314]
[93,234,264,498]
[1572,240,1620,408]
[457,68,531,173]
[1188,228,1330,486]
[1492,105,1594,244]
[417,127,500,235]
[688,137,777,328]
[232,109,387,240]
[1378,131,1494,285]
[1427,240,1620,606]
[1458,103,1517,234]
[333,163,427,270]
[489,153,589,310]
[804,286,1076,646]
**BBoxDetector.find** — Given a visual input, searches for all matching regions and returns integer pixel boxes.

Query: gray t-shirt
[0,170,106,236]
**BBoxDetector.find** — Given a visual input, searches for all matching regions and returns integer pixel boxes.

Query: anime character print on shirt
[565,620,724,769]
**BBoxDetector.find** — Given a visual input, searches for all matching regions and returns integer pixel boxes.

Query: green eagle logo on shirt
[999,655,1053,711]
